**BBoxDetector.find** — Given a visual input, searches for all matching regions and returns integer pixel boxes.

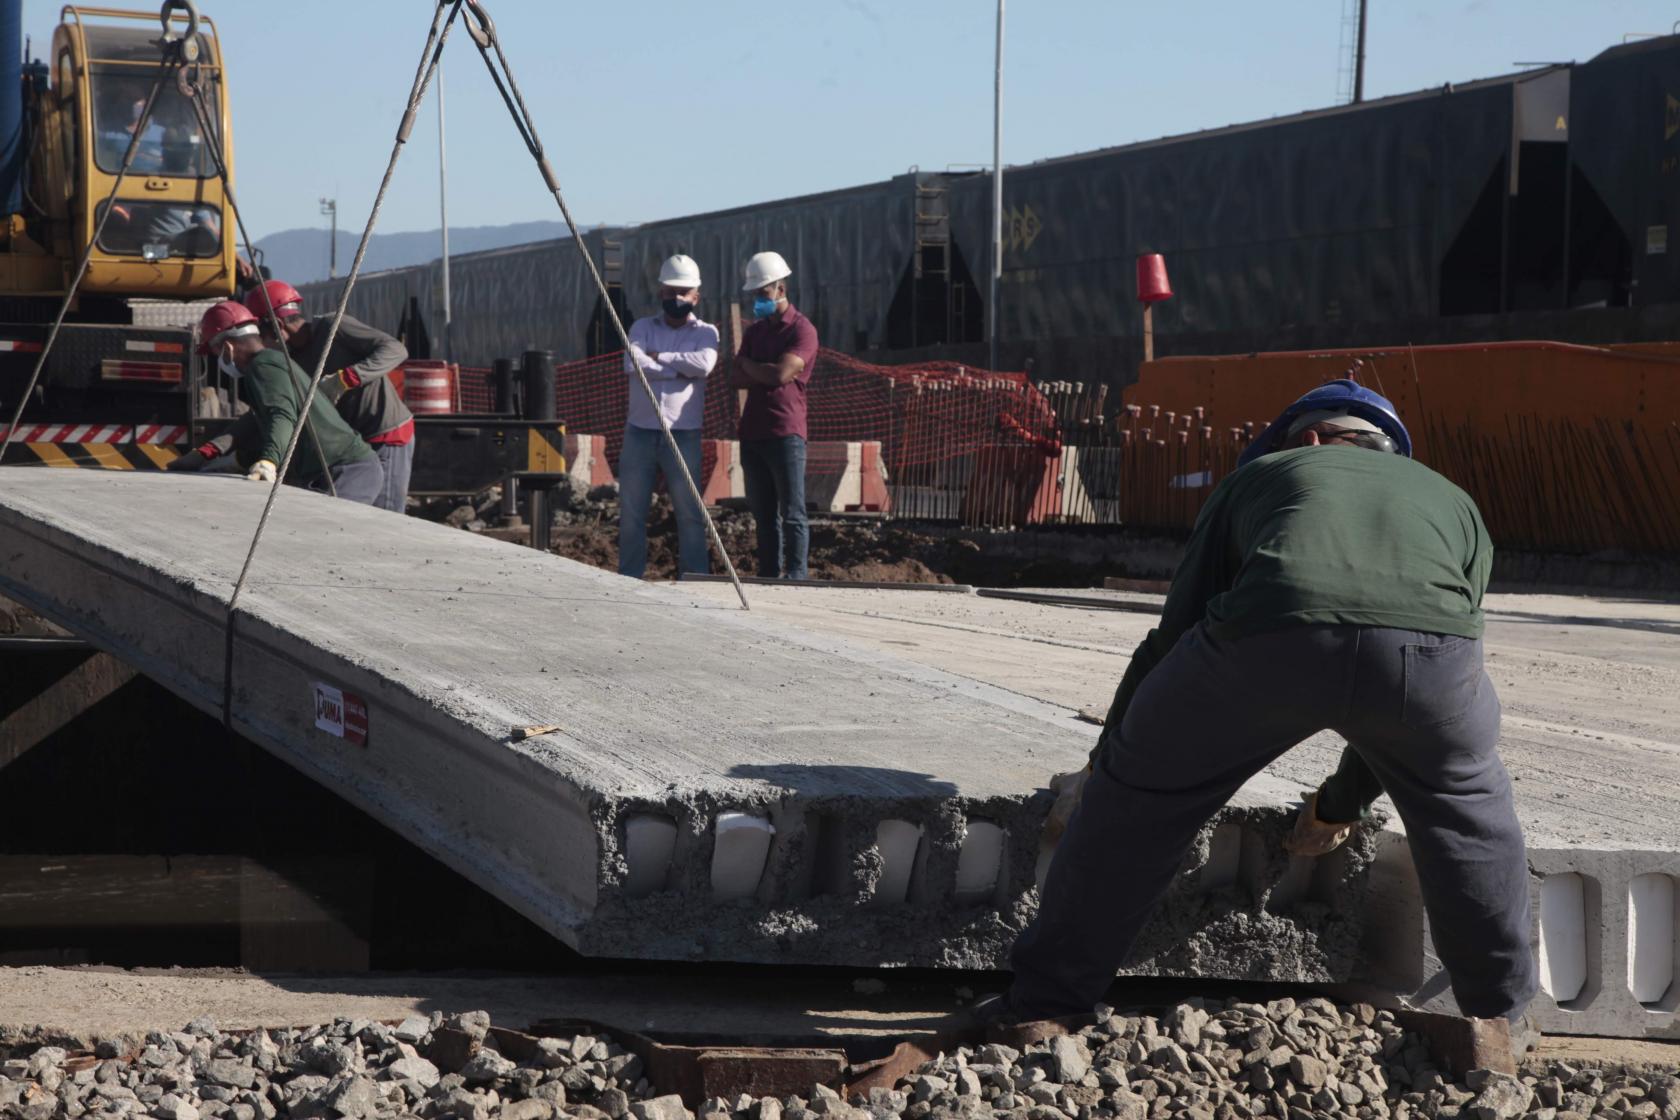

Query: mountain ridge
[252,219,591,284]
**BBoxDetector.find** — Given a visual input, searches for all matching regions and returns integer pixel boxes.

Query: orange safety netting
[457,349,1063,478]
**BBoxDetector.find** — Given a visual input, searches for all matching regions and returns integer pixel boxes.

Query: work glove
[1282,789,1354,857]
[245,459,277,484]
[1042,764,1091,848]
[335,367,362,389]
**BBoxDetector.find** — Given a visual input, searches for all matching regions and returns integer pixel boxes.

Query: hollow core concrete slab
[0,472,1349,982]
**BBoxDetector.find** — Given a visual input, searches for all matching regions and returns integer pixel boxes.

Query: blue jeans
[740,435,808,579]
[373,438,414,514]
[617,424,708,579]
[305,455,383,505]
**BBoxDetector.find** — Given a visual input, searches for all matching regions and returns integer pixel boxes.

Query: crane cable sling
[180,63,338,492]
[221,0,757,730]
[456,0,750,611]
[0,54,175,466]
[220,0,461,726]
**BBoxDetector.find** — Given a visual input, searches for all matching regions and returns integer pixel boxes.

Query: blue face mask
[751,296,780,320]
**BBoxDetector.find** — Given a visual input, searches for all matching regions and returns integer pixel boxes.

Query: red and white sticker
[312,681,369,746]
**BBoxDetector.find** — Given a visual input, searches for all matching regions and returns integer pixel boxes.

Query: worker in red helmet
[169,301,383,504]
[242,280,416,513]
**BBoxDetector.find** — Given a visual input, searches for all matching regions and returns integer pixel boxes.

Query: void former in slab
[1628,872,1679,1010]
[1539,871,1600,1010]
[954,820,1005,906]
[621,813,679,898]
[872,819,924,905]
[712,812,775,900]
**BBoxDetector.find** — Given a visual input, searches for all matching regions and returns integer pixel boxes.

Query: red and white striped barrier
[700,439,744,505]
[561,433,616,489]
[695,439,889,512]
[806,440,890,513]
[2,423,188,444]
[571,435,890,513]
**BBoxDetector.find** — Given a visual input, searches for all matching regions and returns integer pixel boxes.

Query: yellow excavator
[0,1,235,466]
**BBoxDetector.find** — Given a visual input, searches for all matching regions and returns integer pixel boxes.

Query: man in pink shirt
[732,251,819,579]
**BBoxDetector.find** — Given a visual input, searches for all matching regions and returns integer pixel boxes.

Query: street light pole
[1353,0,1368,103]
[319,197,337,279]
[437,57,452,362]
[989,0,1004,375]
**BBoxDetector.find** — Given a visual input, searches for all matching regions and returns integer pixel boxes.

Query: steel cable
[221,0,464,724]
[183,74,336,492]
[458,0,749,610]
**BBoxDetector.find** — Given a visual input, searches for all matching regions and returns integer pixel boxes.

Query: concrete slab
[0,472,1361,984]
[676,582,1680,1038]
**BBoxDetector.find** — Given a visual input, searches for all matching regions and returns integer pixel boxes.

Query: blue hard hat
[1236,378,1412,467]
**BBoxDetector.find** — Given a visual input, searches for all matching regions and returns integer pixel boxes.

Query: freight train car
[298,35,1680,390]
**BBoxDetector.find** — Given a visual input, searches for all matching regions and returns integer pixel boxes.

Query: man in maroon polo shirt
[732,251,820,579]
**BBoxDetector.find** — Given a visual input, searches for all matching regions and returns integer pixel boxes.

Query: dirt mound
[420,480,1145,588]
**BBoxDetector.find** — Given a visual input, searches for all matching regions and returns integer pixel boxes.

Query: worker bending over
[618,254,719,579]
[172,301,383,504]
[245,281,415,513]
[1000,380,1535,1034]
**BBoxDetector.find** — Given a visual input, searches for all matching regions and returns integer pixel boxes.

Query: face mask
[662,298,694,319]
[217,354,241,380]
[751,296,779,320]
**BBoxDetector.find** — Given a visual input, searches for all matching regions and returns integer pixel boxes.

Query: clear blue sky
[22,1,1678,242]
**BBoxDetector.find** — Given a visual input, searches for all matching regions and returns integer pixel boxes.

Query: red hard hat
[197,300,259,355]
[243,279,306,323]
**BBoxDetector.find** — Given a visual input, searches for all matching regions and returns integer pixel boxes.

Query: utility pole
[437,57,452,362]
[1353,0,1368,103]
[989,0,1004,375]
[319,197,337,279]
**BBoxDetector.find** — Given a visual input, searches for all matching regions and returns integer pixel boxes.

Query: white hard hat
[658,253,701,288]
[742,251,792,292]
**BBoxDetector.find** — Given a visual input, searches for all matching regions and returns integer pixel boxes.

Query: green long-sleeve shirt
[234,349,374,483]
[1100,446,1493,752]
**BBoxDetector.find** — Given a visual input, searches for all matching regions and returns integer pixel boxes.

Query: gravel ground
[2,999,1674,1120]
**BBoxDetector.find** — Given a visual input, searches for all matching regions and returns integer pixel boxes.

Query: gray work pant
[308,455,384,505]
[373,438,414,514]
[1009,623,1536,1022]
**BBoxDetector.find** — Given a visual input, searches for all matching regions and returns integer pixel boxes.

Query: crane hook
[159,0,201,63]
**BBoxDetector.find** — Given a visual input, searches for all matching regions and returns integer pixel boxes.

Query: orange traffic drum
[401,360,456,414]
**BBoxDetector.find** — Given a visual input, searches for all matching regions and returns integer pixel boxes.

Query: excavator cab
[23,3,235,299]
